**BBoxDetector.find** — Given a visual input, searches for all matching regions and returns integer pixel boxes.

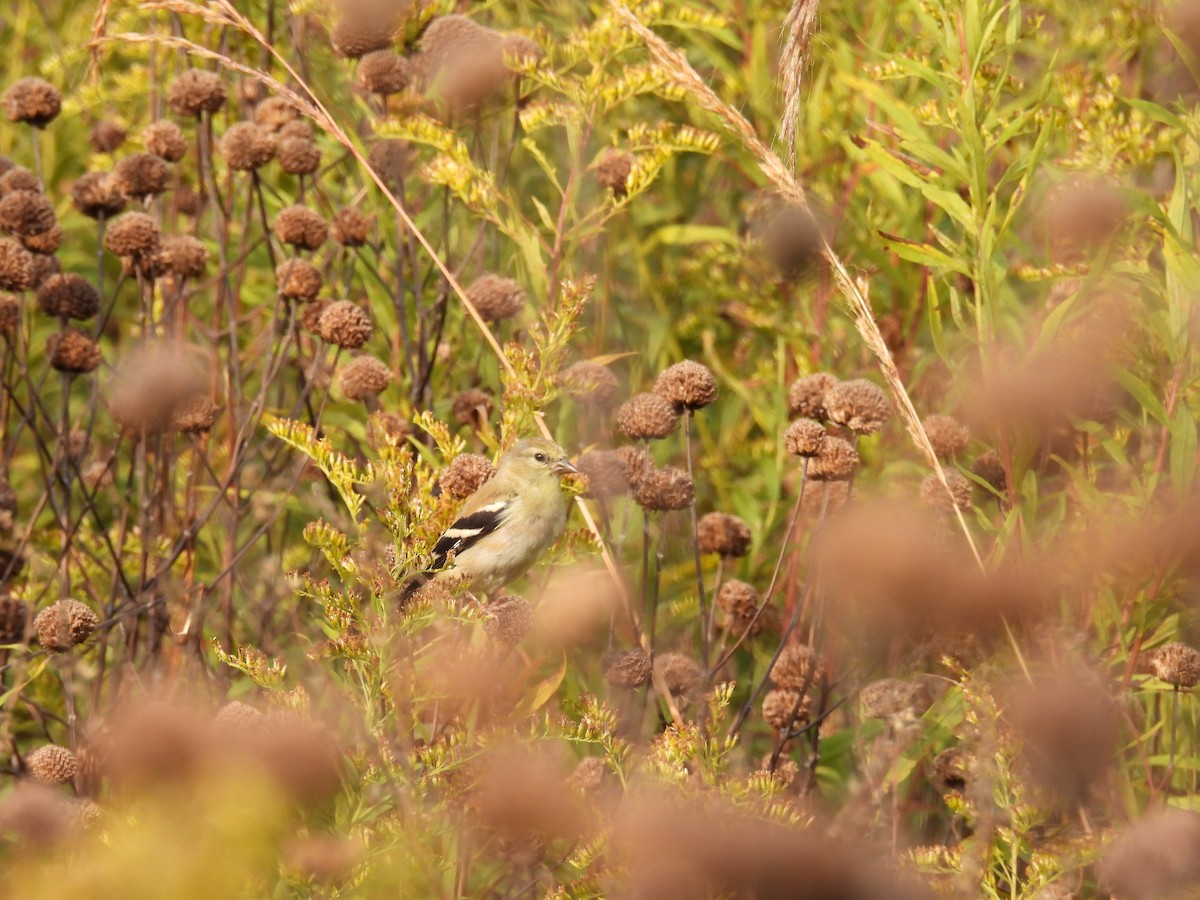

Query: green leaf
[878,231,969,276]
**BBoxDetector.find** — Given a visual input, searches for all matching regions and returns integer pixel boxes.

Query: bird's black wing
[430,499,509,570]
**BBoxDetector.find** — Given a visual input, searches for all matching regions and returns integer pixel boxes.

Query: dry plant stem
[1164,686,1180,794]
[611,3,983,570]
[683,411,710,665]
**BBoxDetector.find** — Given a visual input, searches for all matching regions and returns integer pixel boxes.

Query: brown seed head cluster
[1151,642,1200,689]
[254,97,298,131]
[655,653,704,699]
[299,299,329,336]
[172,396,221,434]
[89,120,127,153]
[48,330,102,375]
[932,747,968,790]
[787,372,838,420]
[770,643,823,691]
[972,450,1007,493]
[759,203,823,278]
[366,140,412,189]
[416,15,507,111]
[104,212,161,259]
[274,205,328,251]
[359,51,411,95]
[0,239,33,291]
[4,78,62,128]
[717,580,778,637]
[0,190,55,237]
[696,512,752,557]
[0,594,28,643]
[576,450,630,499]
[72,172,126,219]
[484,595,534,646]
[318,301,373,349]
[213,701,265,735]
[439,453,495,500]
[37,274,100,320]
[168,69,227,117]
[452,388,491,427]
[27,251,58,288]
[825,379,891,434]
[0,169,38,196]
[220,122,277,170]
[655,360,717,411]
[808,436,860,481]
[924,414,971,459]
[616,392,679,441]
[1098,809,1200,900]
[558,361,619,407]
[114,153,170,199]
[143,121,188,162]
[632,465,694,512]
[920,471,973,514]
[762,688,809,731]
[784,418,826,458]
[0,296,18,335]
[26,745,77,786]
[105,342,209,432]
[466,273,525,323]
[339,355,392,402]
[332,208,371,246]
[594,148,633,198]
[604,649,652,688]
[22,225,62,255]
[156,235,209,280]
[34,599,98,652]
[860,678,925,721]
[616,445,652,487]
[279,137,321,176]
[331,1,398,58]
[276,258,323,301]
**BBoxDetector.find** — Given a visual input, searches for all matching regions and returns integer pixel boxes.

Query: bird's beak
[554,458,579,476]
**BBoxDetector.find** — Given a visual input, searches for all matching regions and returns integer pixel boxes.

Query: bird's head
[500,437,578,480]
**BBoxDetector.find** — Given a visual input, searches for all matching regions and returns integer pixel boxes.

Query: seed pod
[317,301,372,349]
[1151,643,1200,689]
[143,121,188,162]
[484,594,533,646]
[332,208,371,247]
[451,388,491,427]
[104,212,161,259]
[254,97,298,131]
[3,78,61,127]
[558,360,619,408]
[654,360,717,411]
[167,69,227,117]
[33,599,98,652]
[113,153,170,199]
[22,225,62,255]
[594,148,632,198]
[220,122,276,170]
[824,379,891,435]
[971,450,1007,493]
[465,273,525,323]
[615,392,679,441]
[338,355,392,401]
[919,471,973,514]
[156,235,209,280]
[366,140,411,189]
[631,465,694,512]
[696,512,751,557]
[358,51,410,95]
[278,137,321,176]
[48,330,102,374]
[172,396,221,434]
[0,594,28,643]
[787,372,838,420]
[769,643,823,690]
[275,258,323,301]
[36,274,101,320]
[603,649,652,688]
[783,418,825,458]
[89,120,127,153]
[0,168,40,196]
[575,450,630,499]
[274,205,328,251]
[762,689,809,731]
[0,190,56,237]
[439,453,495,500]
[26,745,77,786]
[0,239,33,291]
[924,414,971,459]
[71,172,126,219]
[655,653,703,698]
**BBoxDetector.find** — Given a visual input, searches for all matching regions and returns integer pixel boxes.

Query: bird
[401,437,578,602]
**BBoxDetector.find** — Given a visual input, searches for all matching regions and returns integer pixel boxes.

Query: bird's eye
[534,452,547,463]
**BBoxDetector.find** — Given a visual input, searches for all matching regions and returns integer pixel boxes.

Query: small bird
[402,437,578,601]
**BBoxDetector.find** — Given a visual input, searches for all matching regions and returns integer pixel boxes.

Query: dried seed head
[920,471,973,514]
[632,465,694,512]
[275,258,323,301]
[26,745,77,786]
[604,649,652,688]
[717,579,758,617]
[616,444,653,486]
[787,372,838,420]
[366,140,412,189]
[338,355,392,401]
[274,205,328,251]
[860,678,923,721]
[299,299,329,336]
[931,747,967,791]
[1041,176,1127,264]
[113,152,170,199]
[167,69,227,117]
[655,360,717,411]
[439,453,495,500]
[278,137,321,176]
[332,208,371,247]
[594,148,633,197]
[971,450,1007,494]
[27,251,58,288]
[758,203,823,278]
[317,300,373,348]
[36,274,100,320]
[3,78,62,127]
[89,119,127,153]
[757,755,800,788]
[254,96,299,131]
[48,330,102,375]
[22,224,62,255]
[1151,642,1200,689]
[104,212,161,259]
[0,167,40,195]
[331,2,397,58]
[0,296,17,334]
[466,273,525,323]
[762,688,809,731]
[279,120,314,143]
[1098,809,1200,900]
[156,235,209,280]
[570,756,608,792]
[558,360,619,407]
[451,388,491,427]
[924,414,971,459]
[616,392,679,441]
[416,15,507,111]
[220,122,276,170]
[576,450,630,499]
[808,436,859,481]
[172,182,200,218]
[825,379,890,434]
[769,643,823,691]
[72,171,126,219]
[484,594,533,646]
[655,653,703,698]
[359,51,411,95]
[172,396,221,434]
[214,700,264,734]
[105,341,209,432]
[34,599,98,651]
[783,418,826,457]
[0,239,33,291]
[142,121,188,162]
[0,594,28,643]
[0,190,56,237]
[697,512,752,557]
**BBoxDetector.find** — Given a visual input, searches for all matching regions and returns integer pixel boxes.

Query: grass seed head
[3,77,62,127]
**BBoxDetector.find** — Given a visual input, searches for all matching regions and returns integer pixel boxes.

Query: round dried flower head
[860,678,921,720]
[72,172,126,219]
[604,649,652,688]
[34,599,98,652]
[439,453,495,500]
[932,747,967,790]
[825,379,891,435]
[279,120,314,143]
[168,69,227,117]
[594,148,633,198]
[762,689,809,731]
[784,418,826,457]
[142,121,188,162]
[298,299,329,336]
[924,414,971,459]
[0,594,28,643]
[0,190,55,237]
[276,258,323,301]
[104,341,209,432]
[416,15,507,110]
[89,120,127,153]
[717,579,757,617]
[616,444,652,487]
[0,167,40,196]
[339,355,392,402]
[787,372,839,421]
[331,4,397,58]
[558,361,619,407]
[616,392,679,441]
[3,78,61,127]
[220,122,276,170]
[172,396,221,434]
[104,212,161,259]
[770,643,824,691]
[757,755,800,788]
[971,450,1007,494]
[274,205,328,251]
[466,273,525,323]
[26,745,76,786]
[21,225,62,255]
[0,239,33,291]
[48,330,102,375]
[27,252,58,289]
[655,653,703,698]
[484,594,533,646]
[172,183,200,218]
[214,701,264,734]
[632,465,694,512]
[318,300,373,349]
[359,51,411,95]
[1151,642,1200,689]
[0,296,18,335]
[452,388,491,427]
[1098,808,1200,899]
[696,512,752,557]
[37,274,100,320]
[332,208,371,247]
[760,203,823,278]
[254,96,298,131]
[570,756,608,793]
[920,471,973,514]
[576,450,630,499]
[114,153,170,199]
[367,140,412,189]
[655,360,717,411]
[808,436,859,481]
[278,137,321,176]
[156,235,209,280]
